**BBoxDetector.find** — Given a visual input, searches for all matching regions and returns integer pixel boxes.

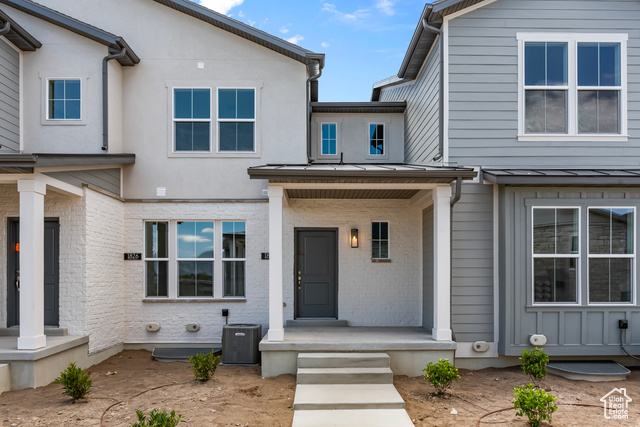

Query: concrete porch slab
[292,409,414,427]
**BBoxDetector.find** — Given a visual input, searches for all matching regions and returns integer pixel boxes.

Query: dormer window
[517,33,628,141]
[47,79,81,120]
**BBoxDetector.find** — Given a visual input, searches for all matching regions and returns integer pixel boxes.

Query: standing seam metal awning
[483,169,640,186]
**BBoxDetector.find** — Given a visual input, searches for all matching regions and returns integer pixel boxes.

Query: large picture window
[177,221,214,297]
[218,89,255,152]
[518,33,627,139]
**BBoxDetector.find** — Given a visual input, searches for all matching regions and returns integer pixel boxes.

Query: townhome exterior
[375,0,640,366]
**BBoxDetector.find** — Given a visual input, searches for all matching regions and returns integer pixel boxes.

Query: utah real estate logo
[600,388,632,420]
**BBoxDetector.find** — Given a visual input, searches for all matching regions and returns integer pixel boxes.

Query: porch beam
[267,185,285,341]
[279,182,441,190]
[409,189,433,208]
[432,185,452,341]
[17,178,47,350]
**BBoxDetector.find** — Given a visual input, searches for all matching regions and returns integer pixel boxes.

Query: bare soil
[0,350,638,426]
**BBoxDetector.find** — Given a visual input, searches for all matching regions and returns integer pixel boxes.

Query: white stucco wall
[122,201,269,344]
[283,199,422,326]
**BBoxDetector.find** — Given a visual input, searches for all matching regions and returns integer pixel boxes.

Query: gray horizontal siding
[448,0,640,167]
[0,38,19,153]
[500,187,640,356]
[379,39,440,163]
[452,183,494,342]
[44,168,121,195]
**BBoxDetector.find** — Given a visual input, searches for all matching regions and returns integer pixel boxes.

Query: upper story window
[369,123,385,155]
[174,88,211,152]
[47,79,81,120]
[321,123,337,155]
[218,89,255,152]
[517,33,628,141]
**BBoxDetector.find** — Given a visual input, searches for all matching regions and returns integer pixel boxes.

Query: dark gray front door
[295,229,338,318]
[7,219,60,327]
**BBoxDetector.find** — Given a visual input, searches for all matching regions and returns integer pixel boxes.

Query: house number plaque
[124,253,142,260]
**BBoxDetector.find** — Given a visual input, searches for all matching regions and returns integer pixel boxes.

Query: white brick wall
[123,202,269,343]
[283,199,422,326]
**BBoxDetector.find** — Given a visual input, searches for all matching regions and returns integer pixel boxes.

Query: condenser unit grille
[222,324,262,364]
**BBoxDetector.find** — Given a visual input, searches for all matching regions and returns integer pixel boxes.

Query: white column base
[18,334,47,350]
[267,328,284,342]
[432,328,452,341]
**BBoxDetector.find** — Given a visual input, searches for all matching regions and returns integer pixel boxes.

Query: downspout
[422,11,445,162]
[0,21,10,35]
[449,176,462,342]
[102,47,127,151]
[306,61,322,164]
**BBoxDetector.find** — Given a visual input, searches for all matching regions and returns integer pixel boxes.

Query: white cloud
[322,3,370,22]
[286,35,304,45]
[237,10,245,18]
[197,0,243,15]
[375,0,395,16]
[179,236,212,243]
[321,42,330,48]
[279,26,290,34]
[201,228,214,233]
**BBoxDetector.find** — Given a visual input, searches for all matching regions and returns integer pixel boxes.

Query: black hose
[620,328,640,361]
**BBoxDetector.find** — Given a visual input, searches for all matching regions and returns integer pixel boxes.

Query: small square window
[218,89,255,152]
[173,88,211,152]
[372,221,389,259]
[48,79,81,120]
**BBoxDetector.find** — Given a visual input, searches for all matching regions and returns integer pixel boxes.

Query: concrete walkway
[291,353,413,427]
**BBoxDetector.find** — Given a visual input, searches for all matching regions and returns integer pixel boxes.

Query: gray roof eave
[152,0,324,68]
[0,0,139,65]
[311,102,406,114]
[0,7,40,50]
[32,153,136,167]
[483,169,640,186]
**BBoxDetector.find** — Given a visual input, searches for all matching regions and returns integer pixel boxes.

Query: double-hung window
[177,221,214,297]
[174,88,211,152]
[47,79,81,120]
[144,221,169,297]
[222,222,246,297]
[372,221,389,260]
[518,33,627,139]
[218,89,255,152]
[531,205,636,305]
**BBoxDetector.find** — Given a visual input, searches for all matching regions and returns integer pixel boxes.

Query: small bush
[188,350,221,382]
[128,409,184,427]
[422,358,460,395]
[54,362,92,401]
[520,347,548,387]
[513,383,558,426]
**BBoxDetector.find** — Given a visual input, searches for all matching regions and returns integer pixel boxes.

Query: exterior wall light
[350,229,359,248]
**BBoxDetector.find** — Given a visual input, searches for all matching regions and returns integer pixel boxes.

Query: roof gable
[0,0,139,65]
[152,0,324,68]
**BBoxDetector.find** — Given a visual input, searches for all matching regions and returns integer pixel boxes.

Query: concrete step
[286,319,348,327]
[298,352,389,369]
[292,409,414,427]
[297,367,393,385]
[293,384,405,410]
[0,328,69,337]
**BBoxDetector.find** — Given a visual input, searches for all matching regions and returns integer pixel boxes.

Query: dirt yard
[0,350,638,426]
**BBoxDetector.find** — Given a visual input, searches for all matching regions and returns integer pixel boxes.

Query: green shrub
[422,358,460,395]
[188,350,221,382]
[128,409,184,427]
[513,383,558,426]
[54,362,92,401]
[520,347,548,386]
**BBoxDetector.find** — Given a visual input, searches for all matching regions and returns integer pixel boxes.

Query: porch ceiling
[286,188,419,199]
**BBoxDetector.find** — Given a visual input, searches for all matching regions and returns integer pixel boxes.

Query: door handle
[15,269,19,292]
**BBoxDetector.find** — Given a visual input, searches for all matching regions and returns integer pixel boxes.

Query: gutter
[0,20,9,35]
[306,61,322,163]
[421,6,445,162]
[102,47,127,151]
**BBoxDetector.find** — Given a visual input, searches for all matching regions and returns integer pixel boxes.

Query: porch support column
[433,185,452,341]
[17,179,47,350]
[267,185,284,341]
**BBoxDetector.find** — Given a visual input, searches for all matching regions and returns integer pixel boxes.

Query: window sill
[372,258,391,263]
[518,134,629,142]
[143,298,246,303]
[167,152,261,159]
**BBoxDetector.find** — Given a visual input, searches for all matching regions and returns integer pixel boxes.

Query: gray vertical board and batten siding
[422,205,434,329]
[379,40,440,163]
[451,183,494,342]
[0,37,20,153]
[447,0,640,167]
[499,187,640,356]
[44,169,121,195]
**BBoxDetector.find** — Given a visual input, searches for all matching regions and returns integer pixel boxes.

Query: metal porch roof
[483,169,640,186]
[0,153,136,173]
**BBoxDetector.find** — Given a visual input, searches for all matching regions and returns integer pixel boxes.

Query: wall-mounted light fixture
[350,229,359,248]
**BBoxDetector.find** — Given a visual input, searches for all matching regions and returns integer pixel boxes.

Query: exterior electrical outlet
[186,323,200,332]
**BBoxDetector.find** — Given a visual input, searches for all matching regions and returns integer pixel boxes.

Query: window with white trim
[222,221,246,297]
[144,221,169,297]
[173,88,211,152]
[218,88,255,152]
[47,79,81,120]
[372,221,389,260]
[369,123,385,155]
[531,206,635,305]
[177,221,214,297]
[321,123,337,155]
[518,33,627,139]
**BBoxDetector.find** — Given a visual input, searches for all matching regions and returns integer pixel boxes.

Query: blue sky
[192,0,426,102]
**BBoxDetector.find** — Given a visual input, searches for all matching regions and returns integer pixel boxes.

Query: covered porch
[248,163,476,376]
